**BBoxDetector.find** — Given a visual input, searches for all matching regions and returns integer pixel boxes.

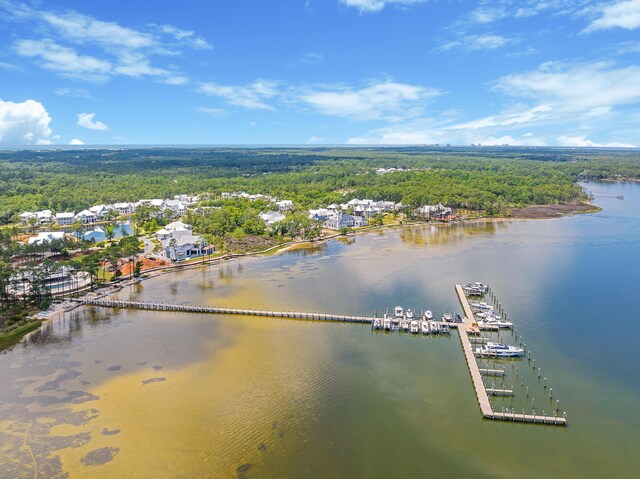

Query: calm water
[1,182,639,478]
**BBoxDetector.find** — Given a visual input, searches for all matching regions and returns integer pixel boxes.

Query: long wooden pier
[79,291,566,426]
[455,285,566,426]
[78,299,376,323]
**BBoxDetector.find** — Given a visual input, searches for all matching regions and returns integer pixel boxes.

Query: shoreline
[1,200,601,351]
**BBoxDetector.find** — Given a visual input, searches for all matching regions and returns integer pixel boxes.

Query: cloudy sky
[1,0,639,146]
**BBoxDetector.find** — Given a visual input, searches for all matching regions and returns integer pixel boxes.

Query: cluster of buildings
[308,198,401,230]
[19,195,201,226]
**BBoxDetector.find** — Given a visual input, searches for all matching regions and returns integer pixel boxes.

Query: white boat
[475,342,524,357]
[406,309,415,320]
[421,321,430,334]
[442,312,453,322]
[482,317,513,329]
[394,306,404,318]
[410,320,420,334]
[423,310,433,320]
[430,321,440,333]
[383,316,393,330]
[372,318,382,330]
[440,322,450,333]
[401,319,411,331]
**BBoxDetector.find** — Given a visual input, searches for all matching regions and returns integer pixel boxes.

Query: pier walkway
[78,298,376,324]
[455,285,566,426]
[79,291,566,426]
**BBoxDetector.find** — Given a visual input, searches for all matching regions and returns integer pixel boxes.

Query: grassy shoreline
[0,319,43,351]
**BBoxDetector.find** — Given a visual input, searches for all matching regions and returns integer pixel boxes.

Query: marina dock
[455,284,566,426]
[79,288,566,426]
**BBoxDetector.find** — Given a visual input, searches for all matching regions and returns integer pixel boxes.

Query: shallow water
[1,181,639,478]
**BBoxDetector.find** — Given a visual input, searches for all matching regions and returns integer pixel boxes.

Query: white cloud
[54,87,94,99]
[4,2,205,84]
[69,138,85,145]
[0,61,20,71]
[14,39,112,82]
[287,52,324,68]
[341,0,426,13]
[476,135,546,146]
[301,81,439,120]
[0,98,53,145]
[449,105,553,130]
[438,34,512,52]
[157,25,212,50]
[307,135,326,144]
[195,107,228,117]
[77,112,109,131]
[197,80,279,110]
[162,75,190,86]
[495,61,640,113]
[584,0,640,32]
[557,135,636,147]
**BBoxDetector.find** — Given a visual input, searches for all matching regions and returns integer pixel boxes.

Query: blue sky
[1,0,640,146]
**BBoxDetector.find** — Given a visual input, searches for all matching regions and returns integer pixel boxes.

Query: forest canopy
[1,146,639,224]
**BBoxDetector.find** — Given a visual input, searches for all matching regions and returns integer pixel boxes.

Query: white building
[55,212,76,225]
[156,221,210,261]
[259,211,286,227]
[20,210,53,225]
[113,202,136,215]
[276,200,294,212]
[76,210,97,224]
[89,204,112,220]
[28,231,66,245]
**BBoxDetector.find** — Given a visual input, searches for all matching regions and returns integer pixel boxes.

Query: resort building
[55,212,76,225]
[259,211,286,226]
[76,209,98,224]
[27,231,66,245]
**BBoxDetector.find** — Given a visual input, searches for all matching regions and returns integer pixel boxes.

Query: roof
[56,212,75,218]
[76,209,96,217]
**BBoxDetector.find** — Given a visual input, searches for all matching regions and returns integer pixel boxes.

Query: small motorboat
[372,318,382,330]
[442,312,453,322]
[394,306,404,318]
[423,310,433,320]
[475,342,524,357]
[410,320,420,334]
[406,309,415,320]
[430,321,440,334]
[383,316,393,330]
[401,319,411,331]
[421,320,430,334]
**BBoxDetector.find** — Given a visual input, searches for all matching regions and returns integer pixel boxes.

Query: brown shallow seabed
[507,202,599,219]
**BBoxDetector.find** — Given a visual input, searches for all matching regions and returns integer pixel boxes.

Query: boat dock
[78,289,566,426]
[78,298,376,323]
[455,284,566,426]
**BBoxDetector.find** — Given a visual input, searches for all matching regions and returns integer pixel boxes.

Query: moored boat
[410,320,420,334]
[423,310,433,320]
[475,342,524,357]
[406,309,415,320]
[394,305,404,318]
[421,320,430,334]
[372,317,382,330]
[442,312,453,322]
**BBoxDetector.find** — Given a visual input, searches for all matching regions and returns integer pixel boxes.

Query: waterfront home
[55,212,76,225]
[89,204,112,219]
[308,208,333,221]
[27,231,66,245]
[20,210,53,225]
[156,220,192,242]
[156,221,210,261]
[324,213,367,230]
[113,202,136,215]
[259,211,286,226]
[76,209,97,224]
[416,203,453,220]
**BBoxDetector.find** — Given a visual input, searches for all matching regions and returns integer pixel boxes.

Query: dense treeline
[1,147,639,223]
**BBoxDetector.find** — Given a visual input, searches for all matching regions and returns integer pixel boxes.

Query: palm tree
[104,223,117,244]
